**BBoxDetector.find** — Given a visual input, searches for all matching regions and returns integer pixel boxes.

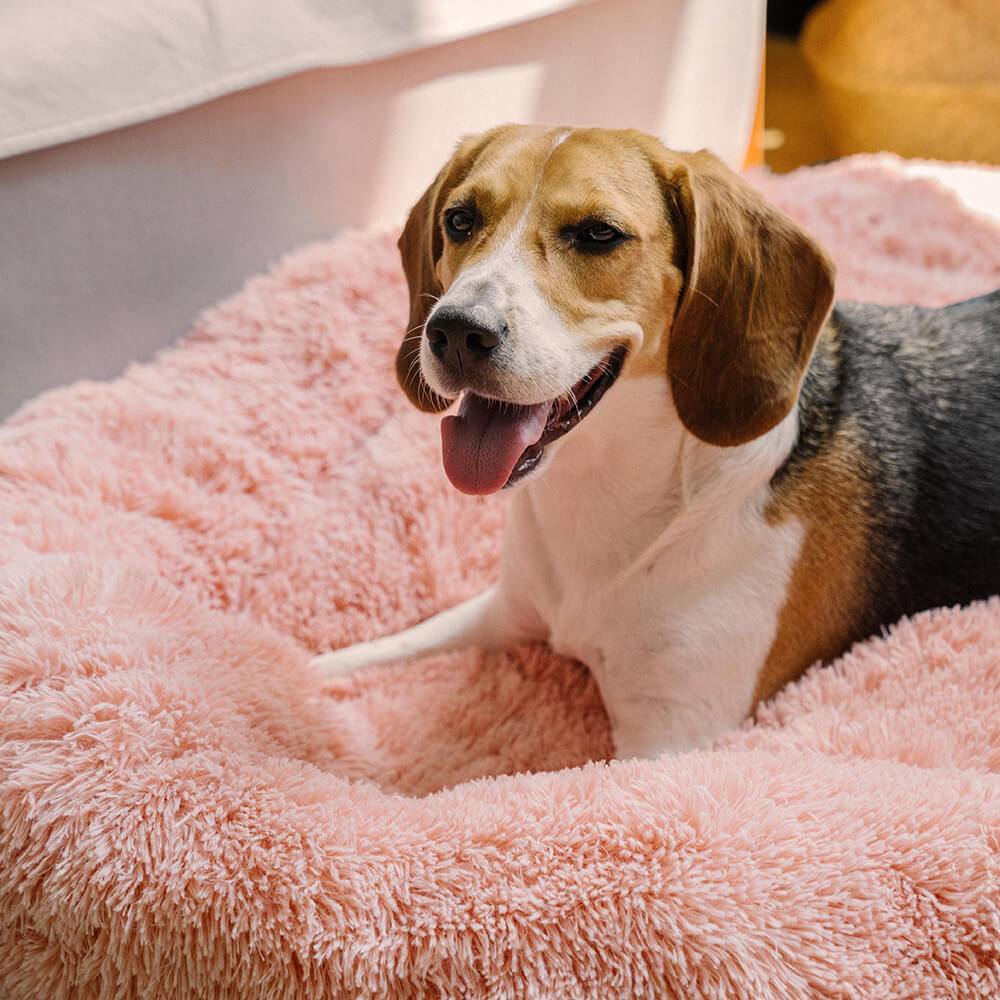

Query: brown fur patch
[757,361,876,706]
[528,131,688,377]
[665,151,836,448]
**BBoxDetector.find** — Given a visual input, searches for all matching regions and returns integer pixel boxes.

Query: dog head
[396,125,835,495]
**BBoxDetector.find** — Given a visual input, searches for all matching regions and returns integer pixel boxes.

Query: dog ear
[395,175,450,413]
[664,150,835,447]
[395,133,495,412]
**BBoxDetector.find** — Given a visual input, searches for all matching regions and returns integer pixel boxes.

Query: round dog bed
[3,156,1000,999]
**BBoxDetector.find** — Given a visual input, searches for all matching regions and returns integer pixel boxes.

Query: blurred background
[1,0,997,418]
[765,0,999,172]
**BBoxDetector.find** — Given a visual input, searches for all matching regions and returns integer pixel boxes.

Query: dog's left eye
[568,220,631,254]
[444,207,476,241]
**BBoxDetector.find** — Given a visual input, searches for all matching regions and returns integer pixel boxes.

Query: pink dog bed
[3,156,1000,999]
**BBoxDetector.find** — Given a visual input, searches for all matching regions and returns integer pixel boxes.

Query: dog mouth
[439,346,628,495]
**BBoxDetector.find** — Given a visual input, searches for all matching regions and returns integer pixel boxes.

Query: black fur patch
[777,288,1000,636]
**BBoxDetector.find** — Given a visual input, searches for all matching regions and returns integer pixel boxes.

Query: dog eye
[569,220,631,254]
[444,207,476,241]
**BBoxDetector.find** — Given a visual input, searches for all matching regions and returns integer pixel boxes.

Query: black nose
[425,308,504,375]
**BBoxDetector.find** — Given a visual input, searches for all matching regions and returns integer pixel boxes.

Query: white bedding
[0,0,586,158]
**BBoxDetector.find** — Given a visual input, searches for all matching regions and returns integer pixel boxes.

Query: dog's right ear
[395,133,493,412]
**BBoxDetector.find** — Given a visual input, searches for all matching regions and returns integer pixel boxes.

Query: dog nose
[425,308,503,373]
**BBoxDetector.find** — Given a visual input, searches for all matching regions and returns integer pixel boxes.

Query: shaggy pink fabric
[3,155,1000,999]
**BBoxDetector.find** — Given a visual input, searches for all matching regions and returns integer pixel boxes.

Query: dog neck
[509,374,801,579]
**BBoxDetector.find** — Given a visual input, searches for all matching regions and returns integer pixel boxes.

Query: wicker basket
[801,0,1000,163]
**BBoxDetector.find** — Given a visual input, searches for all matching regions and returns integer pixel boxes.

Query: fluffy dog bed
[3,156,1000,999]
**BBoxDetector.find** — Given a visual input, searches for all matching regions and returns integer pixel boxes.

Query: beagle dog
[312,124,1000,759]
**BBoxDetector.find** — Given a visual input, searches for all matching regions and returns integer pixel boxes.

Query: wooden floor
[764,34,837,173]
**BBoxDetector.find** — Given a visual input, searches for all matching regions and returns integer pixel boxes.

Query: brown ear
[395,133,495,412]
[395,176,450,412]
[666,150,835,447]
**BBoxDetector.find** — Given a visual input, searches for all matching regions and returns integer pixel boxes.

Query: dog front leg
[310,585,526,677]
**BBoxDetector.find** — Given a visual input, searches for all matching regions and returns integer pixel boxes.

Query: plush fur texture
[2,155,1000,999]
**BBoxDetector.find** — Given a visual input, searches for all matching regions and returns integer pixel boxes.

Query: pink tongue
[441,395,551,495]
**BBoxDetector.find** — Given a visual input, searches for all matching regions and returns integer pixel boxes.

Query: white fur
[420,247,608,405]
[488,376,801,756]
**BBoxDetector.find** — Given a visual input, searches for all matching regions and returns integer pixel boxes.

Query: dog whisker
[692,287,720,310]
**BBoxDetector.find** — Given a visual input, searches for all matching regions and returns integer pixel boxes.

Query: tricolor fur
[312,125,1000,758]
